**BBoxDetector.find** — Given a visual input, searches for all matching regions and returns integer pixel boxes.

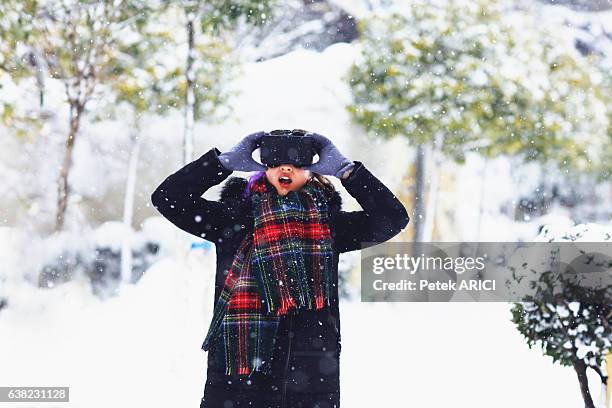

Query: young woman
[150,130,410,408]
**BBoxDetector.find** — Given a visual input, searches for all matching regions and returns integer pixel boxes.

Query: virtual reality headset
[258,129,316,168]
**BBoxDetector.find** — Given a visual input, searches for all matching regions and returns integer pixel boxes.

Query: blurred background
[0,0,610,407]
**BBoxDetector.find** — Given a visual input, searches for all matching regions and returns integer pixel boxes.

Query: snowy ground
[0,233,607,408]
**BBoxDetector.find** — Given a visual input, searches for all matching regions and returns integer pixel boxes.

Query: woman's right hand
[218,131,267,172]
[304,132,355,179]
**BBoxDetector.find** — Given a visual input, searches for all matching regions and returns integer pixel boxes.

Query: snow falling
[0,0,611,407]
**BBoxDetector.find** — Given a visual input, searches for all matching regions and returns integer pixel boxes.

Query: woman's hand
[304,132,355,179]
[218,131,267,172]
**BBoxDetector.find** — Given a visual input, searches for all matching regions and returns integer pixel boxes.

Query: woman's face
[265,163,312,196]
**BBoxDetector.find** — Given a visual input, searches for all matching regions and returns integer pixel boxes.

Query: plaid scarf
[202,176,335,376]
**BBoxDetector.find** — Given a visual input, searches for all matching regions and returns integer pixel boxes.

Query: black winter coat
[150,147,410,408]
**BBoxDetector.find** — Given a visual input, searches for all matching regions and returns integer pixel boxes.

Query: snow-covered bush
[510,223,612,408]
[34,221,163,299]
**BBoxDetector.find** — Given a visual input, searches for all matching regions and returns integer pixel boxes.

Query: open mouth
[278,176,292,185]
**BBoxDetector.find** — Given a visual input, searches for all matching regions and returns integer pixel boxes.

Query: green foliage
[101,7,239,124]
[198,0,275,34]
[161,0,276,34]
[511,299,610,369]
[148,0,276,122]
[508,245,611,372]
[0,1,258,126]
[346,0,611,171]
[593,71,612,182]
[0,94,44,139]
[0,0,158,107]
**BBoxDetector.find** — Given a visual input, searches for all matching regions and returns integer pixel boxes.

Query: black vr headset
[258,129,316,168]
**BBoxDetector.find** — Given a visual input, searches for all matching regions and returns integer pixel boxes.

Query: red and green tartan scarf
[202,176,335,376]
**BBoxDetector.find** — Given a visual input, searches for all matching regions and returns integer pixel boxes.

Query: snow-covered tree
[509,225,611,408]
[98,7,235,282]
[346,0,610,242]
[98,17,173,285]
[511,289,610,408]
[164,0,276,164]
[0,0,155,231]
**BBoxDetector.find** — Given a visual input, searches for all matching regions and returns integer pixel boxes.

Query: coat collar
[220,176,343,211]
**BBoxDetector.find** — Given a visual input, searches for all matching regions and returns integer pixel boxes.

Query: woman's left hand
[304,132,355,179]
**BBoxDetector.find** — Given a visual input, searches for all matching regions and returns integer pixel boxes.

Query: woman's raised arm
[330,161,410,253]
[150,147,237,244]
